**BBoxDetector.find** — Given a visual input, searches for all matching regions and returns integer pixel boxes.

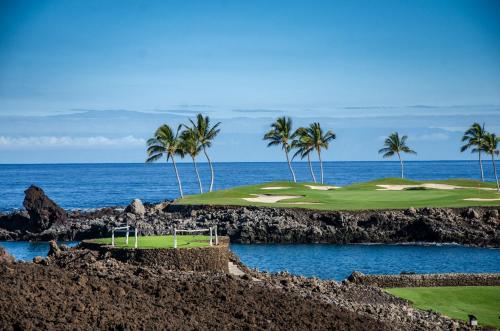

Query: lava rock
[0,246,14,264]
[23,185,67,232]
[125,199,145,217]
[47,240,61,257]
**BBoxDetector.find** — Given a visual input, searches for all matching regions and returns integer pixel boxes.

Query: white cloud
[412,133,450,141]
[0,136,146,148]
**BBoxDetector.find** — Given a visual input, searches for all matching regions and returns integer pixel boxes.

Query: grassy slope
[386,286,500,328]
[177,178,500,211]
[88,235,212,249]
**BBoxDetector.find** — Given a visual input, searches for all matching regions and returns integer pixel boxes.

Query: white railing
[111,225,138,248]
[173,226,218,249]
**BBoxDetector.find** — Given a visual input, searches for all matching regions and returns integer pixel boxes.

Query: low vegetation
[177,178,500,211]
[386,286,500,328]
[87,235,212,249]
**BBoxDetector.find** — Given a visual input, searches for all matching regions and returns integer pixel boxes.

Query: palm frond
[146,153,163,163]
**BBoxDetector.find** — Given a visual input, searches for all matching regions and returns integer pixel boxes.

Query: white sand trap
[242,194,302,203]
[376,183,495,191]
[261,186,291,190]
[305,185,340,190]
[463,198,500,201]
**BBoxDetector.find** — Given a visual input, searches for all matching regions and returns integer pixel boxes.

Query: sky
[0,0,499,163]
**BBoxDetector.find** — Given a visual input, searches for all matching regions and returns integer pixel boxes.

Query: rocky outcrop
[0,187,499,247]
[347,271,500,288]
[0,246,14,264]
[23,185,67,232]
[124,199,145,216]
[164,204,500,247]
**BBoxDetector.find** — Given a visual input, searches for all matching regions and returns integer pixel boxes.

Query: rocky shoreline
[0,243,477,330]
[1,187,499,329]
[0,186,499,247]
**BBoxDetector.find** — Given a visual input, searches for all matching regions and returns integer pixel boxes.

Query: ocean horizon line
[0,160,481,166]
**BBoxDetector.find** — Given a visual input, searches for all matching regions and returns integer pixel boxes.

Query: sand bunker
[463,198,500,201]
[242,194,302,203]
[305,185,340,190]
[261,186,291,190]
[376,183,495,191]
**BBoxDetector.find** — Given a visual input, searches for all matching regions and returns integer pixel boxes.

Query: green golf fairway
[177,178,500,211]
[386,286,500,328]
[87,235,212,249]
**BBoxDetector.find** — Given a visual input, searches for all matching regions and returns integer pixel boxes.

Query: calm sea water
[0,161,493,211]
[231,243,500,280]
[0,241,79,261]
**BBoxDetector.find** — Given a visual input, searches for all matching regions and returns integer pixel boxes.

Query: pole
[125,225,129,245]
[112,229,115,247]
[209,227,213,246]
[215,225,218,245]
[134,227,138,248]
[174,228,177,249]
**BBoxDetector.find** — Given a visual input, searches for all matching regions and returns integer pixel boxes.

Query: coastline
[1,202,499,247]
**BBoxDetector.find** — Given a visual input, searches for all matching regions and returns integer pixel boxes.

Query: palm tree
[461,123,487,182]
[483,132,500,192]
[378,132,416,179]
[188,114,221,192]
[146,124,185,198]
[180,128,203,193]
[304,123,336,184]
[264,117,297,182]
[292,127,316,183]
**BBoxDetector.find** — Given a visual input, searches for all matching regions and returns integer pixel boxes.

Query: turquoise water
[0,161,492,211]
[231,243,500,280]
[0,241,79,261]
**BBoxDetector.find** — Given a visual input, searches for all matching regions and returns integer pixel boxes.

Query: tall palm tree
[264,117,297,182]
[180,128,203,193]
[483,132,500,192]
[292,127,316,183]
[461,123,487,182]
[305,123,336,184]
[146,124,185,198]
[188,114,221,192]
[378,132,416,179]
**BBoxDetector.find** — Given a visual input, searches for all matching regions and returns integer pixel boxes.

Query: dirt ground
[0,262,384,330]
[0,245,473,331]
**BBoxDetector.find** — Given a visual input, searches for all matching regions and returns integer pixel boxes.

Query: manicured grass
[176,178,500,211]
[88,235,212,249]
[386,286,500,328]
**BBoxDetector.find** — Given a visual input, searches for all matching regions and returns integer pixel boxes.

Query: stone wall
[80,237,230,273]
[347,271,500,288]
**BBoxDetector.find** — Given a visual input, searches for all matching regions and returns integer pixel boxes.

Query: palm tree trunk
[492,154,499,192]
[317,149,324,184]
[307,153,316,183]
[285,149,296,182]
[192,156,203,193]
[398,152,404,179]
[203,146,215,192]
[479,151,485,182]
[171,157,184,198]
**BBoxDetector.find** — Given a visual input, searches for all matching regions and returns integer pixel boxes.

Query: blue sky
[0,0,499,163]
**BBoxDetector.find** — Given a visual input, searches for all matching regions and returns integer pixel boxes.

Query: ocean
[0,160,494,212]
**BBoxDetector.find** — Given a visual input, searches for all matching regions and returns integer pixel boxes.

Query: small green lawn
[386,286,500,328]
[87,235,212,249]
[176,178,500,211]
